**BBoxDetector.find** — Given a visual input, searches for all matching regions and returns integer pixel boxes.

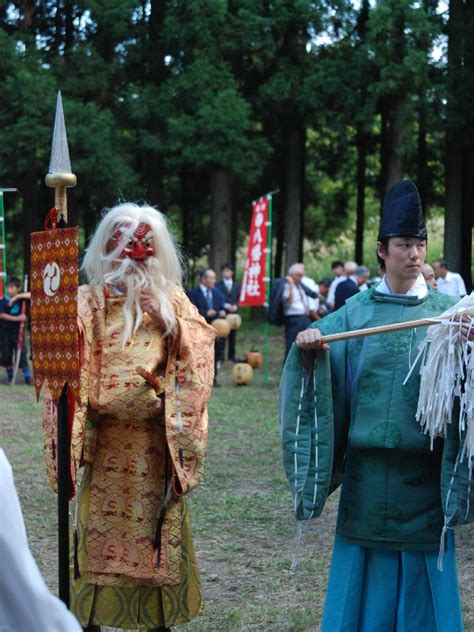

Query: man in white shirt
[282,263,318,358]
[302,274,320,319]
[326,261,358,311]
[433,260,467,297]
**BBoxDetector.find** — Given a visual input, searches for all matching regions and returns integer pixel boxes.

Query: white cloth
[222,278,233,292]
[437,271,467,297]
[282,282,309,316]
[302,275,320,312]
[0,448,81,632]
[327,276,346,307]
[376,273,429,298]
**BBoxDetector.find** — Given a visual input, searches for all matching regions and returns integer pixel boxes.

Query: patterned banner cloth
[30,227,80,403]
[239,196,270,306]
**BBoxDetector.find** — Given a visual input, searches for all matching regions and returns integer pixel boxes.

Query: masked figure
[42,203,215,631]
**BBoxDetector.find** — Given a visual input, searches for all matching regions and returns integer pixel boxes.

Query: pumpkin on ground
[245,350,263,369]
[232,362,253,385]
[212,318,231,338]
[226,313,242,330]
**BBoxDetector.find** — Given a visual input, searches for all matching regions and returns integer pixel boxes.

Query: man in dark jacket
[188,268,226,385]
[188,269,226,323]
[216,263,240,362]
[334,265,370,311]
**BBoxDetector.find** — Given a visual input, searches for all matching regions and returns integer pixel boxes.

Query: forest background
[0,0,473,288]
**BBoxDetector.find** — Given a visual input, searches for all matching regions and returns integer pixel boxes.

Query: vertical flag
[239,195,272,307]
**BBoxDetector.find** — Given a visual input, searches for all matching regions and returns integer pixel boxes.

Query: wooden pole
[318,317,441,345]
[57,383,70,607]
[263,194,273,385]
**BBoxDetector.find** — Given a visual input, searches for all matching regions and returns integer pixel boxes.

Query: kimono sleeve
[165,288,216,496]
[279,309,350,520]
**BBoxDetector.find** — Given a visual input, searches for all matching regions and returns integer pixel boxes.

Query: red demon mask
[109,223,155,260]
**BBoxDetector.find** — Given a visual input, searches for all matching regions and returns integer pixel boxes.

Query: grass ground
[0,323,472,631]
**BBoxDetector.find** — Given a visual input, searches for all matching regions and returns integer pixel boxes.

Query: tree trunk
[274,194,284,278]
[283,126,303,272]
[386,101,405,192]
[355,130,367,263]
[64,0,74,53]
[460,0,473,291]
[416,100,428,214]
[20,169,38,274]
[460,145,473,291]
[143,0,167,207]
[210,170,233,272]
[444,0,464,273]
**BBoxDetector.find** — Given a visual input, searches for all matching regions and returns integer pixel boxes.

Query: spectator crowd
[0,256,470,384]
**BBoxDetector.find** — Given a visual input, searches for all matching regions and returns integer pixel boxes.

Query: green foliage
[0,0,472,277]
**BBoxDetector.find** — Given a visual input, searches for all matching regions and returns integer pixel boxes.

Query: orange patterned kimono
[43,284,215,629]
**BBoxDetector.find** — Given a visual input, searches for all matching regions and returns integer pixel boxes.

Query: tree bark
[210,170,233,273]
[416,100,428,213]
[355,130,367,263]
[381,98,405,198]
[20,169,38,274]
[460,145,473,291]
[444,0,464,273]
[274,194,284,279]
[460,0,473,291]
[283,126,304,273]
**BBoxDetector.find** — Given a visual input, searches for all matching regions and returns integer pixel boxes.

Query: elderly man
[281,181,472,632]
[422,263,437,289]
[433,259,467,297]
[42,203,216,632]
[282,263,318,358]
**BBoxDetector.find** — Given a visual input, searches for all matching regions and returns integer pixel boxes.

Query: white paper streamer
[414,293,474,471]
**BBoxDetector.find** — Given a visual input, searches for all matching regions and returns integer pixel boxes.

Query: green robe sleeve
[279,309,350,521]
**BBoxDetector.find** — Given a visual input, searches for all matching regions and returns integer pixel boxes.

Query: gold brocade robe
[43,284,215,626]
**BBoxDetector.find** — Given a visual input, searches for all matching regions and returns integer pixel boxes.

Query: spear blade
[49,91,72,175]
[45,91,76,222]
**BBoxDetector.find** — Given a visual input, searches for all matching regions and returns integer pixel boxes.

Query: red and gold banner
[30,227,80,403]
[239,196,270,306]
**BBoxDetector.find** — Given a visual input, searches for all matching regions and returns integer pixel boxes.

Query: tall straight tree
[160,1,269,271]
[368,0,440,204]
[444,0,473,289]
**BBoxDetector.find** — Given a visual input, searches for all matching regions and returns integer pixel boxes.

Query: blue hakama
[321,531,464,632]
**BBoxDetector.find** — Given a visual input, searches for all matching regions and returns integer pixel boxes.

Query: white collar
[376,273,428,298]
[200,284,210,293]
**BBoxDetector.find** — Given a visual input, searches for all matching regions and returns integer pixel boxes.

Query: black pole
[57,381,70,606]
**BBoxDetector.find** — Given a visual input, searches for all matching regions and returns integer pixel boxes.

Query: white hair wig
[82,202,183,344]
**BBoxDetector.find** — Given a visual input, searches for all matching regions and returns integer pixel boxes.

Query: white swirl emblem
[43,262,61,297]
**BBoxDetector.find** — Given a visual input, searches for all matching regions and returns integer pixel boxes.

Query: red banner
[239,196,270,306]
[30,227,80,403]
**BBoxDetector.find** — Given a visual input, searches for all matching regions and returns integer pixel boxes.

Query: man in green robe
[280,180,472,631]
